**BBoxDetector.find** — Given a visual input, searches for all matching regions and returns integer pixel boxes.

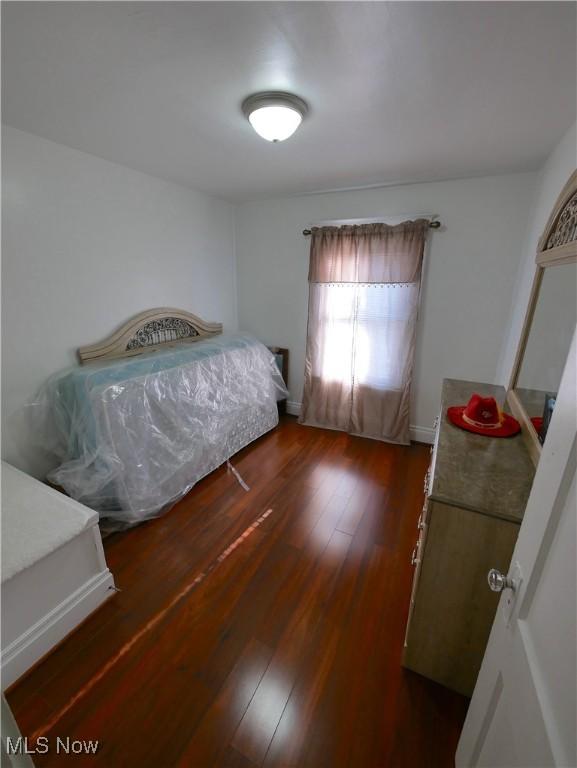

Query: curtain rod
[302,220,441,236]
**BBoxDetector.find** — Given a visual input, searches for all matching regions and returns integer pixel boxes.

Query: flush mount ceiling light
[242,91,308,142]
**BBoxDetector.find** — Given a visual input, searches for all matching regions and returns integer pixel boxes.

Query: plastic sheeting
[34,334,288,527]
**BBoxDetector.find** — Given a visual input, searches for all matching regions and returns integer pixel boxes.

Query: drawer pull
[433,415,439,429]
[423,470,431,494]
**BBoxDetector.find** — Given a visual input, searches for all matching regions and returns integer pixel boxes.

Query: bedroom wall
[235,172,536,440]
[495,121,577,387]
[2,125,237,477]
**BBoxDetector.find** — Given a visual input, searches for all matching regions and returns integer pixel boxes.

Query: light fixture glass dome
[242,92,308,143]
[248,105,302,142]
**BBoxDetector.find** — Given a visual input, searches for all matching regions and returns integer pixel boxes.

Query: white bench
[1,462,114,689]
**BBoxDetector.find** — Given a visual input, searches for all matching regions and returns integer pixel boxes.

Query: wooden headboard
[78,308,223,364]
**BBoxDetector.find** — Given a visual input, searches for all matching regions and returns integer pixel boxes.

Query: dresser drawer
[411,520,427,566]
[426,412,441,495]
[403,517,429,648]
[404,434,436,646]
[417,497,430,530]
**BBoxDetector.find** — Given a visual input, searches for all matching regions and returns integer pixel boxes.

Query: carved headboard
[78,308,223,364]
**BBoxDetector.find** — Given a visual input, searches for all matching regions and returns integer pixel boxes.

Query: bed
[1,462,114,688]
[35,308,287,528]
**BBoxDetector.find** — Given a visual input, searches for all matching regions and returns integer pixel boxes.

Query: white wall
[496,121,577,386]
[236,173,535,437]
[2,126,237,476]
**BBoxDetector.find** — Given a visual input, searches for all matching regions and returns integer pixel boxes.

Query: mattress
[35,333,287,526]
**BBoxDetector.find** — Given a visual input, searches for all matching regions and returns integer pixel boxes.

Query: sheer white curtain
[300,222,428,444]
[317,282,419,389]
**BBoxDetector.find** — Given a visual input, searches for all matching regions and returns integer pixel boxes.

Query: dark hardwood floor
[6,417,468,767]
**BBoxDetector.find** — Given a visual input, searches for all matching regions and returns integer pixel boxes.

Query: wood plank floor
[6,417,468,767]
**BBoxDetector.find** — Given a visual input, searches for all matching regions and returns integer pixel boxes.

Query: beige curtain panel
[300,220,429,445]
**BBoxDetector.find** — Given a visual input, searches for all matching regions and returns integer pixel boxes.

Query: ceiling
[3,2,576,202]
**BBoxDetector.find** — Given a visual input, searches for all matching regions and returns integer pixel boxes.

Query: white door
[456,330,576,768]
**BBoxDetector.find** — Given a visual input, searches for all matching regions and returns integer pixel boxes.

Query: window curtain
[299,221,429,445]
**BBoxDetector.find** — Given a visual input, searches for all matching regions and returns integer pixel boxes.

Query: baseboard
[286,400,302,416]
[409,425,435,444]
[284,401,434,444]
[1,569,115,689]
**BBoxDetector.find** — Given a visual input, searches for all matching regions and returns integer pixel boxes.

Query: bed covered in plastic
[35,334,288,527]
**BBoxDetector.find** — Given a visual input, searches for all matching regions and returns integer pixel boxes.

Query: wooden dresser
[403,378,535,697]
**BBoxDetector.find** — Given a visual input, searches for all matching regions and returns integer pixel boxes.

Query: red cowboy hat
[531,416,543,433]
[447,393,520,438]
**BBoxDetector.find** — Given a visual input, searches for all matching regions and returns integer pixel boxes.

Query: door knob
[487,568,516,593]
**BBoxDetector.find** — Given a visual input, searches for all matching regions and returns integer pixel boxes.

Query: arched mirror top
[537,169,577,264]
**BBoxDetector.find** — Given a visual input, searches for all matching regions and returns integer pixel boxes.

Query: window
[300,219,428,443]
[317,282,419,391]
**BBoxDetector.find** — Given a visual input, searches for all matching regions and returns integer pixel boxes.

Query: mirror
[515,262,576,438]
[508,170,577,466]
